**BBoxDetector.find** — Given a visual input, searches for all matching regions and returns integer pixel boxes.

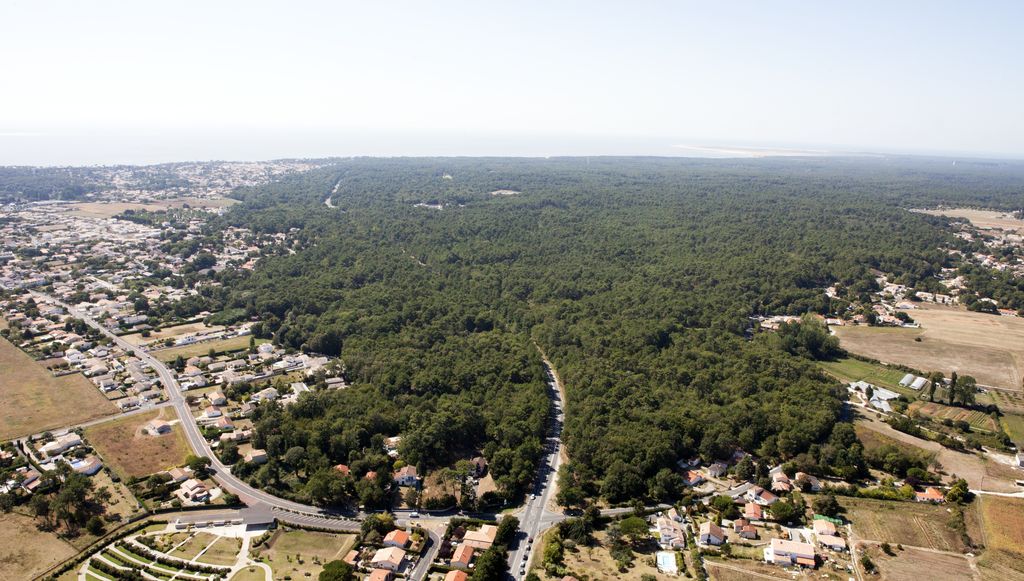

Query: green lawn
[1001,413,1024,447]
[819,357,919,396]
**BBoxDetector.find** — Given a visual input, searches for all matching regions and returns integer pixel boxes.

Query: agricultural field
[988,389,1024,415]
[85,408,191,479]
[817,357,913,392]
[908,401,1000,432]
[861,544,977,581]
[833,303,1024,391]
[841,496,980,553]
[254,529,356,580]
[121,321,224,347]
[0,511,78,580]
[999,413,1024,447]
[154,335,266,362]
[0,336,118,439]
[705,558,824,580]
[916,207,1024,234]
[976,495,1024,579]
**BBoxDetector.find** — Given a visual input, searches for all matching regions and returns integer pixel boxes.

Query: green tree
[86,516,105,535]
[619,515,649,545]
[319,560,355,581]
[471,545,509,581]
[812,492,842,518]
[495,515,520,546]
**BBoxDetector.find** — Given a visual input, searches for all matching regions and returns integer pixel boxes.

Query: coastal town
[1,163,1024,581]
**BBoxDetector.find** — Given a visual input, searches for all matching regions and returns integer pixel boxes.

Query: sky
[1,1,1023,165]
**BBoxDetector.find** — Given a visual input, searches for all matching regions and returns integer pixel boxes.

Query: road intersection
[35,291,569,579]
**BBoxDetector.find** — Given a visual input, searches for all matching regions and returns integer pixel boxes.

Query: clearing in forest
[833,303,1024,391]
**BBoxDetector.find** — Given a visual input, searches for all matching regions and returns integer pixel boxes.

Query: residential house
[369,547,406,571]
[179,478,210,502]
[383,529,410,549]
[252,387,279,402]
[451,544,475,569]
[207,391,227,406]
[245,449,268,464]
[393,465,420,487]
[708,462,728,478]
[40,433,82,457]
[656,515,686,549]
[444,571,469,581]
[146,419,172,435]
[818,534,847,551]
[771,472,792,493]
[915,487,945,503]
[733,518,757,540]
[745,486,779,506]
[334,464,351,476]
[765,538,816,567]
[698,521,724,546]
[744,502,764,521]
[794,472,821,492]
[367,570,393,581]
[215,416,235,431]
[463,524,498,550]
[812,519,837,536]
[683,470,705,487]
[167,467,191,483]
[70,456,103,475]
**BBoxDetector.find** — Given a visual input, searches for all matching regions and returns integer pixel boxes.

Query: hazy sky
[2,1,1023,164]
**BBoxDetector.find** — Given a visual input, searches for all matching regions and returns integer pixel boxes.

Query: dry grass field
[154,335,264,362]
[855,413,1020,492]
[908,401,1000,432]
[916,208,1024,234]
[68,197,237,218]
[121,322,224,346]
[862,545,977,581]
[535,529,666,581]
[842,496,980,553]
[834,303,1024,390]
[257,529,356,580]
[706,558,818,580]
[230,567,269,581]
[976,496,1024,579]
[0,337,118,439]
[0,511,78,579]
[85,408,190,479]
[196,536,243,566]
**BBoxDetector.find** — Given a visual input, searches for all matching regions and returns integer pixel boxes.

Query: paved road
[34,293,364,528]
[36,291,558,579]
[507,351,569,578]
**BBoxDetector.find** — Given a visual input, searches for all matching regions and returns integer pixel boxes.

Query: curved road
[37,291,565,579]
[34,293,362,521]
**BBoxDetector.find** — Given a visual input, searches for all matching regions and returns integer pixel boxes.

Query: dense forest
[200,156,1024,502]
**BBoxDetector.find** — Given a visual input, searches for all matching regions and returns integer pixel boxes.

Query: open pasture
[834,303,1024,391]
